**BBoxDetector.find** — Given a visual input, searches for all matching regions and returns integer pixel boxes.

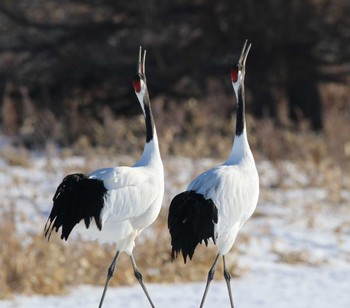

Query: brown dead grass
[1,82,349,298]
[0,205,242,299]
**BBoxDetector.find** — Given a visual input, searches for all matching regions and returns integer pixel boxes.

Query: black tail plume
[168,191,218,263]
[44,173,107,240]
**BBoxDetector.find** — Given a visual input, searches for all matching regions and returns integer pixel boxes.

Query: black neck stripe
[143,94,154,143]
[236,85,245,136]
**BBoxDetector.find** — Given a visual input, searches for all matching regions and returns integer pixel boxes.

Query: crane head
[132,46,147,94]
[230,40,251,85]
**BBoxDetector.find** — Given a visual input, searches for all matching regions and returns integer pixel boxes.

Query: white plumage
[168,41,259,308]
[45,47,163,308]
[78,162,163,251]
[187,154,258,255]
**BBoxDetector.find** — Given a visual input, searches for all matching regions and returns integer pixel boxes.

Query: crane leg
[199,253,220,308]
[222,255,235,308]
[130,254,155,308]
[98,250,120,308]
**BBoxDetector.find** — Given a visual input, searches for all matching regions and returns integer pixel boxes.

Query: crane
[168,40,259,308]
[44,47,164,308]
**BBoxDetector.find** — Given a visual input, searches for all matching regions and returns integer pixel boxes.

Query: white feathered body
[77,139,164,254]
[187,134,259,255]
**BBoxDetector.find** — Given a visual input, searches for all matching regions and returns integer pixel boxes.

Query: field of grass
[0,82,349,300]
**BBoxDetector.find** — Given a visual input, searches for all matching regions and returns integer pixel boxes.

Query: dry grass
[1,150,348,299]
[1,82,349,299]
[0,206,242,299]
[274,250,328,267]
[0,147,31,167]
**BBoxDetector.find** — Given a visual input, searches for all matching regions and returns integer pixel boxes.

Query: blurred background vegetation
[0,0,349,162]
[1,0,350,298]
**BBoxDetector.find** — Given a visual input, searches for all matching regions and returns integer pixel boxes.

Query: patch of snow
[1,153,350,307]
[1,266,350,307]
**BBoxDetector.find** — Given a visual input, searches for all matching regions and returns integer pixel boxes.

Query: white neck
[224,129,254,165]
[134,129,162,168]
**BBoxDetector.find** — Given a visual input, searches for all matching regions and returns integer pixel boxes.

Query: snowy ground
[1,150,350,307]
[1,266,350,307]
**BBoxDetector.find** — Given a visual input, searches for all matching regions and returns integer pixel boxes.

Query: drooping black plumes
[168,191,218,263]
[44,173,107,240]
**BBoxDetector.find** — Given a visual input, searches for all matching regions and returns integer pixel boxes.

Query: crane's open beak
[238,40,252,69]
[137,46,147,79]
[133,47,147,93]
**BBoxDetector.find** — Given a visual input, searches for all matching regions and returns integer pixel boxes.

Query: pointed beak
[133,46,147,92]
[137,46,147,80]
[238,40,252,68]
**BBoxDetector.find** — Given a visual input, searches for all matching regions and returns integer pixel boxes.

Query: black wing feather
[44,173,107,240]
[168,190,218,263]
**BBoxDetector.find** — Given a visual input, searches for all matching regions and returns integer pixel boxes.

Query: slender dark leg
[223,255,234,308]
[98,251,120,308]
[199,253,220,308]
[130,254,155,308]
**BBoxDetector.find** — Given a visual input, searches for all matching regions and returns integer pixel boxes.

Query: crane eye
[230,67,238,82]
[132,79,141,93]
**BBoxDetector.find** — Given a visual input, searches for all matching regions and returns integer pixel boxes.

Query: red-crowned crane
[168,41,259,308]
[44,47,164,308]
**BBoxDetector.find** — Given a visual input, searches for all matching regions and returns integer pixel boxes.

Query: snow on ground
[1,266,350,308]
[1,151,350,307]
